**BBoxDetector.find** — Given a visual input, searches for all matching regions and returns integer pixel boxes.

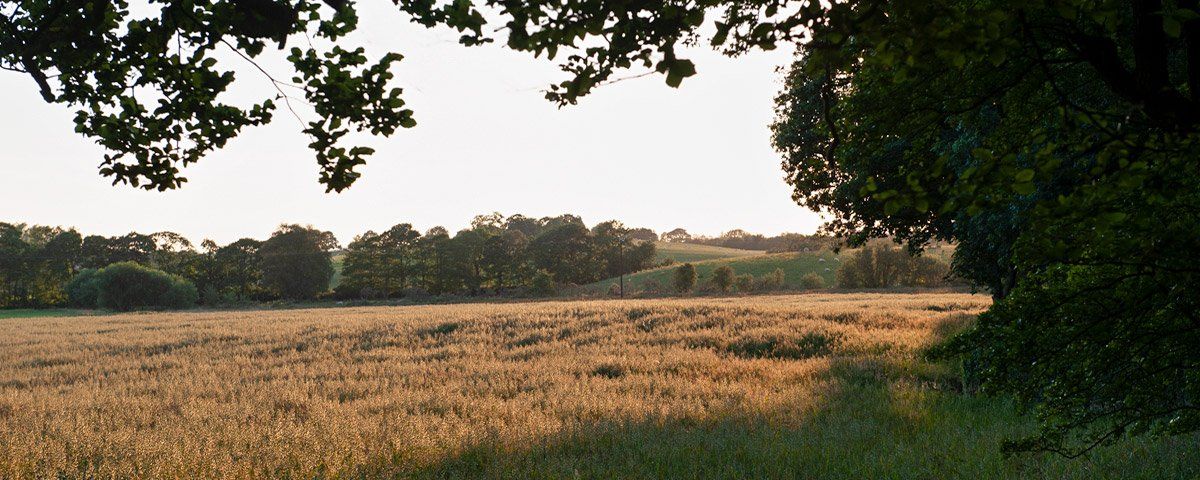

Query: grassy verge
[0,309,93,320]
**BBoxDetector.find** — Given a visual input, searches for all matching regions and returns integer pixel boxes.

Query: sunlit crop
[1,293,1195,479]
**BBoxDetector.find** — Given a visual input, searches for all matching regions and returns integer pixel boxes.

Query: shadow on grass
[387,358,1200,480]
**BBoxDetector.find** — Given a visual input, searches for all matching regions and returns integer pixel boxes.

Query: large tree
[259,224,337,300]
[0,223,82,307]
[767,0,1200,456]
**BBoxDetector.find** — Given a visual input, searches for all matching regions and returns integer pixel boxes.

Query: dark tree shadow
[370,358,1200,479]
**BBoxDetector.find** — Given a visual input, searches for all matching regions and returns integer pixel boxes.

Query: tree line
[335,214,656,299]
[0,214,660,310]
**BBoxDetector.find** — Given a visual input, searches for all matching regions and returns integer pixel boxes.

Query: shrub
[757,268,786,291]
[800,272,825,290]
[711,265,735,292]
[735,274,755,292]
[93,262,198,311]
[529,270,556,297]
[65,269,101,308]
[672,263,697,293]
[640,279,663,294]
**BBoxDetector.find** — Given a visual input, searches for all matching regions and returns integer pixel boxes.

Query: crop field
[652,242,765,264]
[1,293,1197,479]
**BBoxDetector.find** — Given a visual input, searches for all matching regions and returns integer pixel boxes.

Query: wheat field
[1,293,1196,479]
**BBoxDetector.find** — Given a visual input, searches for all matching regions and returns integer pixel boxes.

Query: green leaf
[1164,17,1182,38]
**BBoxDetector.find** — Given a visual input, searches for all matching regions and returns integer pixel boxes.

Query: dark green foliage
[339,224,421,299]
[672,264,697,294]
[528,223,594,286]
[735,274,755,292]
[201,285,221,307]
[259,225,337,300]
[2,0,412,191]
[65,269,100,308]
[80,233,155,269]
[528,270,556,297]
[764,0,1200,454]
[0,223,82,307]
[90,262,197,311]
[711,265,735,293]
[757,268,786,291]
[211,239,264,301]
[835,242,950,289]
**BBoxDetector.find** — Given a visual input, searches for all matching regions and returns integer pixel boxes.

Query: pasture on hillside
[1,293,1196,478]
[587,250,843,293]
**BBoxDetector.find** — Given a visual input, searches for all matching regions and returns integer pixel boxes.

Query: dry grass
[0,293,1196,479]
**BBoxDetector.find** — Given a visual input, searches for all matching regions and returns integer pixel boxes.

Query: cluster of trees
[0,222,337,308]
[665,263,794,295]
[336,214,657,299]
[1,214,661,309]
[660,228,838,253]
[835,242,953,289]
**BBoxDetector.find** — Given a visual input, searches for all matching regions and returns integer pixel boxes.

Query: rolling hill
[652,241,764,264]
[588,250,842,293]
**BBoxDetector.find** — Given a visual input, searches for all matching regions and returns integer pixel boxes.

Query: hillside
[330,243,759,290]
[652,241,765,264]
[588,250,842,293]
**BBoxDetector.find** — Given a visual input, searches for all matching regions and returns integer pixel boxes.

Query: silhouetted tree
[259,225,337,300]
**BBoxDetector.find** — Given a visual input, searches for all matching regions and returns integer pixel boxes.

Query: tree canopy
[767,0,1200,456]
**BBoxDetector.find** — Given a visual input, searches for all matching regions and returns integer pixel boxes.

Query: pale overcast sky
[0,5,823,245]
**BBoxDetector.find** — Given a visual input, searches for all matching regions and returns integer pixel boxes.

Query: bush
[640,279,663,294]
[672,263,697,293]
[711,265,735,292]
[65,269,101,308]
[529,270,556,297]
[735,274,755,292]
[800,272,825,290]
[757,268,786,291]
[92,262,198,311]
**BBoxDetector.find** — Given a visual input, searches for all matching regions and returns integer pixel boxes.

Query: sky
[0,5,823,246]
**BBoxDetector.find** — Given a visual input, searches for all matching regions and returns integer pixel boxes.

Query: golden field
[0,293,1196,479]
